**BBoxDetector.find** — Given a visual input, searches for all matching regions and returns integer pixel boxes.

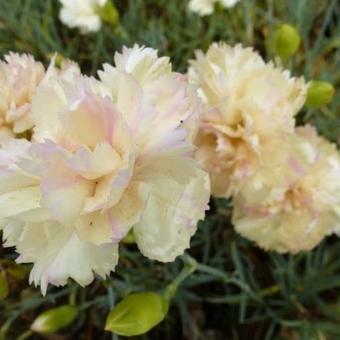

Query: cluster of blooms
[0,42,338,294]
[190,43,340,253]
[0,46,210,293]
[188,0,240,16]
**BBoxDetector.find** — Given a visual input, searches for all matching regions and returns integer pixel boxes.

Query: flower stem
[163,253,197,302]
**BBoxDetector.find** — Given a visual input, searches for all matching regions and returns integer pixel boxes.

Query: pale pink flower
[189,43,307,197]
[0,53,45,134]
[0,45,210,293]
[0,53,80,137]
[232,126,340,253]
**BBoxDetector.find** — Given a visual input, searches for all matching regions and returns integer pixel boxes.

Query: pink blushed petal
[60,85,122,149]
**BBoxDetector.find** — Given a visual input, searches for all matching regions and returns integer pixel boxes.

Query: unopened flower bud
[274,24,301,59]
[31,305,78,334]
[97,1,119,26]
[105,292,169,336]
[306,80,335,108]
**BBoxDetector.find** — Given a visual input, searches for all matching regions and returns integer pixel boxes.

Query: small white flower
[219,0,240,8]
[58,0,107,33]
[188,0,239,16]
[189,0,216,16]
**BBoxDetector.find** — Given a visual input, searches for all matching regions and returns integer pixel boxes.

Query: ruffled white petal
[77,181,151,245]
[134,157,210,261]
[15,220,118,295]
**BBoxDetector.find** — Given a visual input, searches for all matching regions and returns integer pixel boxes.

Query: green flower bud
[105,292,169,336]
[31,305,78,334]
[0,270,9,300]
[274,24,301,59]
[306,80,335,108]
[48,53,64,68]
[97,1,119,27]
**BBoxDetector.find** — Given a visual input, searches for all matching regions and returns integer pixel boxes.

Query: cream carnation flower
[59,0,107,33]
[0,138,117,294]
[189,43,307,197]
[232,125,340,253]
[188,0,239,16]
[0,53,45,135]
[0,45,210,293]
[0,53,81,138]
